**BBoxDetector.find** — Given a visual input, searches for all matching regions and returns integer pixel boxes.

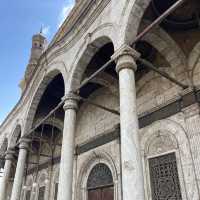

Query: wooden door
[102,186,114,200]
[88,186,114,200]
[88,188,101,200]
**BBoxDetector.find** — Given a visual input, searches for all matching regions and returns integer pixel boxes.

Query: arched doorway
[87,163,114,200]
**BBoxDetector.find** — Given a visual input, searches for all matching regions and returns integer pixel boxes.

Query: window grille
[148,153,182,200]
[87,163,113,189]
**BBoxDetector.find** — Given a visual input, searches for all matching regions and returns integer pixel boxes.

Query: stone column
[10,138,30,200]
[112,45,145,200]
[57,93,79,200]
[0,148,15,200]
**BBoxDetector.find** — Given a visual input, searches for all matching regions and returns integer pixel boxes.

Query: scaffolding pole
[77,59,114,91]
[132,0,186,45]
[80,97,120,115]
[137,57,188,89]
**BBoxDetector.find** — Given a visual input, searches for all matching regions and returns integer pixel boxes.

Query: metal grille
[87,163,113,189]
[38,186,45,200]
[149,153,182,200]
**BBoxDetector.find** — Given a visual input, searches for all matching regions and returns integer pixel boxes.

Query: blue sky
[0,0,74,125]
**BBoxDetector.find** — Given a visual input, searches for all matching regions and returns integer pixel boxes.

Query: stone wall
[0,0,200,199]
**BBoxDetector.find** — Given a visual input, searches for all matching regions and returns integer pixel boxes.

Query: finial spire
[40,25,43,34]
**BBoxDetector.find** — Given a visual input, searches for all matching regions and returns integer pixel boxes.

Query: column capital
[62,92,79,111]
[19,137,31,150]
[111,44,140,73]
[5,148,15,161]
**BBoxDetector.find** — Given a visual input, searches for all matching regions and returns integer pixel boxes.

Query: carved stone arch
[141,21,187,70]
[0,137,8,168]
[76,150,119,200]
[140,119,199,200]
[24,68,66,136]
[45,61,68,93]
[188,41,200,86]
[145,130,178,157]
[68,24,116,92]
[9,123,22,148]
[34,117,63,132]
[119,0,151,45]
[136,22,189,96]
[0,137,8,156]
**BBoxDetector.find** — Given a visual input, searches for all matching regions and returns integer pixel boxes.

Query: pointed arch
[9,124,22,148]
[24,65,66,136]
[136,22,188,95]
[68,36,114,92]
[120,0,152,45]
[76,150,119,200]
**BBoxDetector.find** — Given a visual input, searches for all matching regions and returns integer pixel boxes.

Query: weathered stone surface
[1,0,200,199]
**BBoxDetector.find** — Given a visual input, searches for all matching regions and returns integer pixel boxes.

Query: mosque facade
[0,0,200,200]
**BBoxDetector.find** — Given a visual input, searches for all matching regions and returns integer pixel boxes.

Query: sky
[0,0,75,125]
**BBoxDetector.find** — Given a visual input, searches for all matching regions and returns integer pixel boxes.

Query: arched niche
[76,151,119,200]
[140,119,199,200]
[87,163,114,200]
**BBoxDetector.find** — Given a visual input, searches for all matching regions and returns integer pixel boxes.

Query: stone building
[0,0,200,199]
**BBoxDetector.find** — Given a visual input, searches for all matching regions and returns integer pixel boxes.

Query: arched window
[87,163,114,200]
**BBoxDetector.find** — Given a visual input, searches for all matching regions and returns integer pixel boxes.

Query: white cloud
[58,0,75,28]
[42,25,50,36]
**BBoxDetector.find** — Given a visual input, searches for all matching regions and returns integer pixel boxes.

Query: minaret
[20,31,46,92]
